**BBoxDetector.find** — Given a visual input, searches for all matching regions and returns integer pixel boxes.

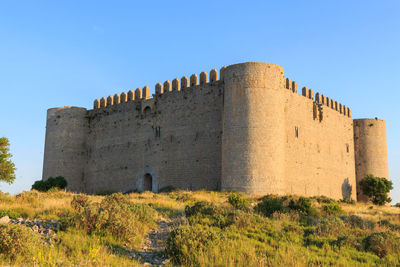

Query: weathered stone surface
[200,71,208,85]
[172,78,180,91]
[190,74,198,86]
[181,76,189,89]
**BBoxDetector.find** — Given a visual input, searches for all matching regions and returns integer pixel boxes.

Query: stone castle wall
[83,73,223,194]
[283,81,356,200]
[42,107,88,192]
[42,62,388,201]
[354,119,389,201]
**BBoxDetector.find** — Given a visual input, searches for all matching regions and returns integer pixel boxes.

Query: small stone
[32,225,39,232]
[0,216,10,224]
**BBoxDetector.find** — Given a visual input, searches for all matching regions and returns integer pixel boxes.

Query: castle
[42,62,389,201]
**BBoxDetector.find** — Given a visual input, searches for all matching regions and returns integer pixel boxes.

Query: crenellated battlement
[92,68,221,110]
[93,68,352,120]
[285,77,351,118]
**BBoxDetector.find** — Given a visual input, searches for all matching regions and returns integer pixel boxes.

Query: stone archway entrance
[143,173,153,191]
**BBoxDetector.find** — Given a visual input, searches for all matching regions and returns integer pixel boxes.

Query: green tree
[0,137,16,184]
[359,174,393,205]
[31,176,67,192]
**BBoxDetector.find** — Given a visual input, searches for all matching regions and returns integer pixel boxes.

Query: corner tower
[42,107,88,192]
[353,118,389,201]
[221,62,286,195]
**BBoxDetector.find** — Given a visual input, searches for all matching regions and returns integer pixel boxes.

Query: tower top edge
[47,106,87,112]
[225,62,283,69]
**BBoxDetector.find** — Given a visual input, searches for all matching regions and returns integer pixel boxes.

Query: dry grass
[0,189,399,266]
[342,202,400,224]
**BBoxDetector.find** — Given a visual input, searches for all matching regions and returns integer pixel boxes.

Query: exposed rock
[0,216,10,224]
[8,218,60,240]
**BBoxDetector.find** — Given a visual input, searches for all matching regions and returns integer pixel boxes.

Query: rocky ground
[0,214,177,266]
[131,217,174,266]
[0,215,59,243]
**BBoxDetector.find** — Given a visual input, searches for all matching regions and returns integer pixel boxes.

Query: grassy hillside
[0,189,399,266]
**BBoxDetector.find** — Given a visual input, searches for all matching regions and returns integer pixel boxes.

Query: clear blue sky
[0,1,399,203]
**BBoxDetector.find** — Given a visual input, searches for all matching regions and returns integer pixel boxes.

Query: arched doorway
[143,173,152,191]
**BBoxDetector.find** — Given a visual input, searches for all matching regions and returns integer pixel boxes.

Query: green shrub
[71,194,89,211]
[168,191,196,203]
[341,197,356,204]
[288,197,312,214]
[31,176,67,192]
[158,186,176,193]
[228,192,249,209]
[184,202,233,228]
[71,193,156,244]
[343,215,376,230]
[165,224,221,265]
[185,201,221,217]
[254,195,285,217]
[359,174,393,205]
[310,195,336,204]
[0,224,39,260]
[363,232,400,258]
[315,217,346,236]
[0,209,21,219]
[94,189,115,196]
[394,203,400,208]
[322,202,343,215]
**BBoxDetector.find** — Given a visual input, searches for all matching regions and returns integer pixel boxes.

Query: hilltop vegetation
[0,189,398,266]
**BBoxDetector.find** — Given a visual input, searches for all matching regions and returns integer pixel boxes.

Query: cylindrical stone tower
[42,107,88,192]
[353,118,389,201]
[221,62,286,195]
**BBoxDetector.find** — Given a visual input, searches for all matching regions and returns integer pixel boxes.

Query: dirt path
[135,217,174,266]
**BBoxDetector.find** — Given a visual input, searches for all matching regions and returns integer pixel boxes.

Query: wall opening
[295,126,299,138]
[144,106,151,117]
[143,173,152,191]
[346,144,349,153]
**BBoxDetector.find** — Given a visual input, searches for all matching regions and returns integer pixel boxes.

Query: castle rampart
[42,62,388,201]
[43,107,88,192]
[354,119,389,201]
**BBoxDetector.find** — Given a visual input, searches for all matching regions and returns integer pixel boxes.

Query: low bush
[255,195,316,217]
[322,202,343,215]
[158,186,176,193]
[288,196,312,214]
[184,202,233,228]
[31,176,67,192]
[168,191,196,203]
[228,192,249,209]
[0,224,39,260]
[71,193,156,244]
[254,195,285,217]
[310,195,336,204]
[94,189,115,196]
[166,224,221,265]
[341,197,356,204]
[363,231,400,258]
[343,215,376,230]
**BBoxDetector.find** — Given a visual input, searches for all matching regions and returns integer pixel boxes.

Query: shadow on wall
[342,178,352,199]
